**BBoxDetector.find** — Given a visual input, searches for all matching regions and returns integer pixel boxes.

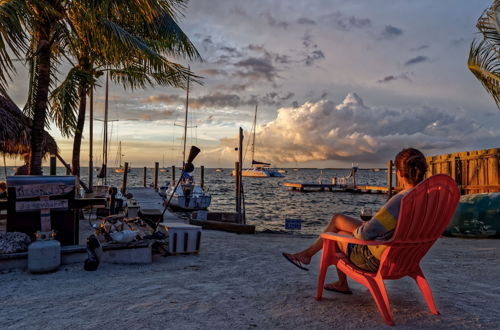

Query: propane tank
[28,231,61,274]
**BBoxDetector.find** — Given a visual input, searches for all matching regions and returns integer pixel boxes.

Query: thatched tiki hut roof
[0,94,58,156]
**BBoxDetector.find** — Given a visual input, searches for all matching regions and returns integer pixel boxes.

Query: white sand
[0,229,499,329]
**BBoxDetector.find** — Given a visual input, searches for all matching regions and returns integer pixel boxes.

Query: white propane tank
[28,231,61,274]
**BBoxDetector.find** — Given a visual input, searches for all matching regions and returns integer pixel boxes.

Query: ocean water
[1,166,391,235]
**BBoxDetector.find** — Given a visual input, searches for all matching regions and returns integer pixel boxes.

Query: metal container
[28,231,61,274]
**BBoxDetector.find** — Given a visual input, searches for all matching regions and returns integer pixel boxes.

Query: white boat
[160,154,169,172]
[234,105,284,178]
[215,168,224,173]
[161,74,211,211]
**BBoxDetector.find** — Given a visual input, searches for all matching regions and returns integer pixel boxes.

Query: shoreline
[1,229,499,329]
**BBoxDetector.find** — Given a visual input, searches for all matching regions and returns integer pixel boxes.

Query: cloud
[451,37,471,46]
[381,25,403,40]
[113,108,177,121]
[261,12,289,29]
[321,11,371,31]
[234,57,279,82]
[377,72,411,84]
[145,91,295,110]
[220,93,492,164]
[411,44,430,51]
[302,32,325,66]
[404,55,429,66]
[199,68,228,77]
[297,17,316,25]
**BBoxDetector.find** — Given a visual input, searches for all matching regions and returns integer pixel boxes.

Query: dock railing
[395,147,500,195]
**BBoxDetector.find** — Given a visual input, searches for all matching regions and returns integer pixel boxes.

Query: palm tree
[0,0,199,175]
[468,0,500,108]
[49,2,200,176]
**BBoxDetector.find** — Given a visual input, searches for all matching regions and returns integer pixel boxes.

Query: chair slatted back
[379,174,460,278]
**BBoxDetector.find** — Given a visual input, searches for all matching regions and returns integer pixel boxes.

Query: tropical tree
[50,1,200,176]
[468,0,500,108]
[0,0,199,175]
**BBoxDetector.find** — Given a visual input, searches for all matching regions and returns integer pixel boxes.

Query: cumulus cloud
[405,55,429,66]
[234,57,279,82]
[261,12,289,29]
[302,32,325,66]
[220,93,492,164]
[381,25,403,40]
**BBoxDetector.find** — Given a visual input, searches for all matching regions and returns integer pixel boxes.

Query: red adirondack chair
[316,174,460,326]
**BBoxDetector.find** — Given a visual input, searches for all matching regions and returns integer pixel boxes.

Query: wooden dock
[126,187,183,223]
[283,182,394,194]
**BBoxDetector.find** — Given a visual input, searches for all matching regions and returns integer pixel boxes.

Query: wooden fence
[396,148,500,195]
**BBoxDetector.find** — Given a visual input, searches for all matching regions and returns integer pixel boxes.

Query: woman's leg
[283,214,362,265]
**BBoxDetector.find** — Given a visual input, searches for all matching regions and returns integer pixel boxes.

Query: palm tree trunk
[72,83,87,176]
[29,25,52,175]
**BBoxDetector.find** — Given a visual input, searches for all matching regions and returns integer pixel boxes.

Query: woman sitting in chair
[282,148,428,294]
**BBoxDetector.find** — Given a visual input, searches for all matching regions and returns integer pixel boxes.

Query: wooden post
[235,161,240,218]
[154,162,159,190]
[121,162,129,194]
[66,166,71,175]
[200,165,205,189]
[88,87,94,191]
[171,165,176,185]
[143,167,147,187]
[387,160,393,198]
[50,155,57,175]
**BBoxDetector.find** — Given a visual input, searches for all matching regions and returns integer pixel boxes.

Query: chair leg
[366,277,394,326]
[316,240,335,301]
[411,269,439,315]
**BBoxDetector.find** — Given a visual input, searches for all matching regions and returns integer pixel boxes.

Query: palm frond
[49,67,94,137]
[476,2,500,45]
[0,0,30,94]
[468,39,500,108]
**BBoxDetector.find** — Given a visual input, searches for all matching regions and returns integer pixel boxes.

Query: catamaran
[232,105,284,177]
[160,74,211,210]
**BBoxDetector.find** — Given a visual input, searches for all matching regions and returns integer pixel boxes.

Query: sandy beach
[1,228,499,329]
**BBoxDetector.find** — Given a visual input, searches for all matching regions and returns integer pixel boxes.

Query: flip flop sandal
[282,252,309,271]
[324,285,353,294]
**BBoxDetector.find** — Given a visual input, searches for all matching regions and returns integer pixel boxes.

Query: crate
[158,223,202,254]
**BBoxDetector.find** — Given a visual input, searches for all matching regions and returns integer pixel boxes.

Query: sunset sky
[5,0,499,168]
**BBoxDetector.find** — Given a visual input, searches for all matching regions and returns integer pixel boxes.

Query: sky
[5,0,500,168]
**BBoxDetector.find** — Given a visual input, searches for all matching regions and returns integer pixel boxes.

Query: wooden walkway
[126,187,183,223]
[283,182,393,194]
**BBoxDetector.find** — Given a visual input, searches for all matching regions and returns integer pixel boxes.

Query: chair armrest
[321,232,388,246]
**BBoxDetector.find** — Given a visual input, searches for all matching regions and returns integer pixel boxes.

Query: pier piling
[171,166,176,185]
[121,162,129,194]
[200,166,205,189]
[154,162,159,190]
[50,155,56,175]
[387,160,393,198]
[143,167,147,187]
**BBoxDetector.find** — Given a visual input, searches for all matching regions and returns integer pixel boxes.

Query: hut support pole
[3,154,7,177]
[143,167,147,187]
[171,166,175,185]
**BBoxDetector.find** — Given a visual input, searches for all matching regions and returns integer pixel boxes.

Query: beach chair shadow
[315,174,460,326]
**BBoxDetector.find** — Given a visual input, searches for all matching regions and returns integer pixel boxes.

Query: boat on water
[114,141,131,173]
[215,168,224,173]
[161,74,211,211]
[160,154,169,172]
[232,105,284,178]
[277,169,287,174]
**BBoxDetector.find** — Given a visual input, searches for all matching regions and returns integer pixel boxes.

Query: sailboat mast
[118,141,122,167]
[251,104,257,164]
[182,72,190,164]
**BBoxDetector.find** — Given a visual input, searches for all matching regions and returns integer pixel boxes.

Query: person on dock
[282,148,428,294]
[14,153,30,175]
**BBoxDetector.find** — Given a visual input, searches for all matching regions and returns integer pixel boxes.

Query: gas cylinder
[28,231,61,274]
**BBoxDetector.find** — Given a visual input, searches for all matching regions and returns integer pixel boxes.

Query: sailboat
[114,141,131,173]
[160,74,211,210]
[160,154,169,172]
[232,105,284,177]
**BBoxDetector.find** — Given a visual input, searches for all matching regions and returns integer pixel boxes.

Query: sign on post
[285,218,302,230]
